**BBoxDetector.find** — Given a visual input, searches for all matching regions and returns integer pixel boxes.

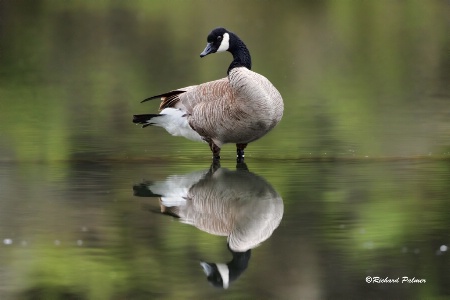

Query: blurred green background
[1,0,448,161]
[0,1,449,299]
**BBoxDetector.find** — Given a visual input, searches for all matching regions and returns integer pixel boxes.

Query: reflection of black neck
[228,247,252,281]
[228,34,252,74]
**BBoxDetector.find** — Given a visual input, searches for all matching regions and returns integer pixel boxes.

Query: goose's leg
[208,141,221,160]
[236,143,247,163]
[209,160,221,174]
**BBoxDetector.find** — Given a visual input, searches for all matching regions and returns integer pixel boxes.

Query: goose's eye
[217,36,222,42]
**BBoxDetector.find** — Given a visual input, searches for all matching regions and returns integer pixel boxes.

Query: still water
[1,1,449,299]
[1,159,449,299]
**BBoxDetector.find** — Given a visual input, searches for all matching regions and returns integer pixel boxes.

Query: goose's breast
[230,68,283,119]
[222,69,283,142]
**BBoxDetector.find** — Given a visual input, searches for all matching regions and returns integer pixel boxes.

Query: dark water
[1,1,449,299]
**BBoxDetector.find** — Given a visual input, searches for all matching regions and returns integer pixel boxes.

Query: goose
[133,164,284,288]
[132,27,284,161]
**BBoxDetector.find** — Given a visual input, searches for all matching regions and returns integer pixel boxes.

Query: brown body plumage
[158,68,283,147]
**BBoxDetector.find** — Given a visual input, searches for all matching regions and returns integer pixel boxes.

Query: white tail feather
[152,108,204,142]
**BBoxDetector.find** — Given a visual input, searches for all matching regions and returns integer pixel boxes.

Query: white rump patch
[153,108,204,142]
[160,196,187,207]
[217,33,230,52]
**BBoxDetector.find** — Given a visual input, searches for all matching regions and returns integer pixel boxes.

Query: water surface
[1,159,449,299]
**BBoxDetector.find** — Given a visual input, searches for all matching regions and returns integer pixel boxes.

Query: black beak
[200,43,213,58]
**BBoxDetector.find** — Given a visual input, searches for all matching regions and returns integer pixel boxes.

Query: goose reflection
[133,163,283,289]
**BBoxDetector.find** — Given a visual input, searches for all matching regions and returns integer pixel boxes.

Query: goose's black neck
[227,249,251,281]
[227,34,252,74]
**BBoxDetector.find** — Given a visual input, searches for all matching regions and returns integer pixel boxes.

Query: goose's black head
[200,248,251,289]
[200,27,231,58]
[200,27,252,73]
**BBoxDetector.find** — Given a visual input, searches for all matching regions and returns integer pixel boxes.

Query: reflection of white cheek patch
[216,263,230,289]
[217,33,230,52]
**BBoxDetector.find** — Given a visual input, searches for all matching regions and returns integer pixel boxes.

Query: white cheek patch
[217,33,230,52]
[216,263,230,289]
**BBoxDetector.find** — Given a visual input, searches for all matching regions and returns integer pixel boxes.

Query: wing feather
[141,78,231,114]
